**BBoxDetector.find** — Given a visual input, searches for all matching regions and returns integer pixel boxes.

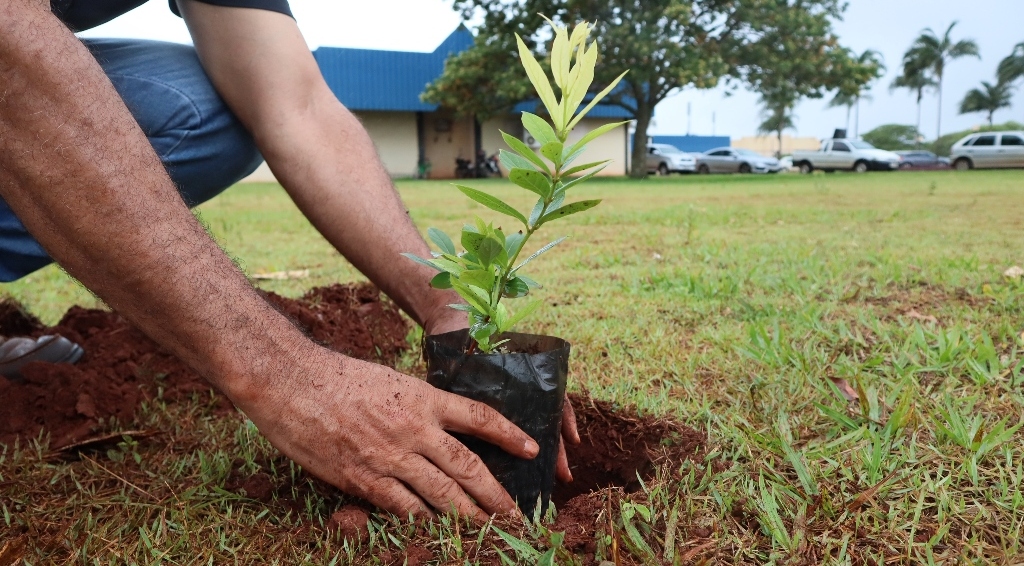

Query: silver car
[697,147,783,174]
[646,144,697,175]
[950,131,1024,170]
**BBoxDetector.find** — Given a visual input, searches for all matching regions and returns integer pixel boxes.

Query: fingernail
[525,440,539,457]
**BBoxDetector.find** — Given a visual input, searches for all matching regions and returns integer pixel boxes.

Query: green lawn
[3,170,1024,563]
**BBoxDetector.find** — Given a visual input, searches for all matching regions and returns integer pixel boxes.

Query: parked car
[696,147,783,174]
[792,139,900,173]
[895,150,950,170]
[950,131,1024,170]
[646,144,697,175]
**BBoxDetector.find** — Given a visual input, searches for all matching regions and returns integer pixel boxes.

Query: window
[973,135,996,146]
[848,140,876,150]
[1000,135,1024,146]
[709,150,731,156]
[832,142,850,152]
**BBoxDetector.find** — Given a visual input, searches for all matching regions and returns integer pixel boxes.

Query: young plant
[404,20,627,353]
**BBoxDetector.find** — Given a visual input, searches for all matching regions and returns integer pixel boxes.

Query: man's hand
[424,306,581,484]
[238,346,539,522]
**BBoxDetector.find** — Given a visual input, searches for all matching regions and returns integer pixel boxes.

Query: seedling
[405,19,627,352]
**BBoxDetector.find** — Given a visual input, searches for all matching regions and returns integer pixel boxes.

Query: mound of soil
[0,283,408,447]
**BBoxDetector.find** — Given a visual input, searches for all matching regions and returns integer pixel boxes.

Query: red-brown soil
[0,285,707,561]
[0,283,408,447]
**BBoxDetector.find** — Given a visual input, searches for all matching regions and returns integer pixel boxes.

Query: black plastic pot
[425,329,569,517]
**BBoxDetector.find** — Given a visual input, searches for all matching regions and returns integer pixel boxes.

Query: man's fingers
[555,436,572,483]
[562,395,580,444]
[398,453,490,523]
[360,476,433,520]
[421,431,517,515]
[434,391,539,459]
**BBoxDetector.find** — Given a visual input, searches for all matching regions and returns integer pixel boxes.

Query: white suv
[950,131,1024,170]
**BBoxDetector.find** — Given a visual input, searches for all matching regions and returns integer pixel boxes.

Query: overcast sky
[80,0,1024,140]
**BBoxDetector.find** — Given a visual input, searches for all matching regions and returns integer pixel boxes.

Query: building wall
[357,111,420,178]
[732,135,821,156]
[422,111,476,179]
[480,115,521,159]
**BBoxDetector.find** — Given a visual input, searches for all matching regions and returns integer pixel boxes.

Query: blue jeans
[0,39,264,282]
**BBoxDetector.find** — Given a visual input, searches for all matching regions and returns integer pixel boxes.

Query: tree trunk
[854,97,861,138]
[936,73,943,139]
[988,111,994,126]
[915,94,922,146]
[630,104,652,179]
[845,106,851,133]
[776,127,783,158]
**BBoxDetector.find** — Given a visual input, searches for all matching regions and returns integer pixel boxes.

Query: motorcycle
[455,150,502,179]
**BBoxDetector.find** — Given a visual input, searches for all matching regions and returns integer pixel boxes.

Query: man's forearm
[252,95,460,330]
[0,1,308,399]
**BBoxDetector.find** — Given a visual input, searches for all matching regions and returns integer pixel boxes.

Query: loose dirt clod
[326,506,370,543]
[0,283,408,447]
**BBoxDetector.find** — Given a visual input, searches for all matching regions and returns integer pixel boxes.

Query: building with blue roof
[287,25,634,179]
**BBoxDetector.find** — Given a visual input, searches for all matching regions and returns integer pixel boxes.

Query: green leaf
[461,229,484,255]
[560,164,607,192]
[567,70,629,131]
[563,159,610,177]
[492,302,509,333]
[401,252,441,272]
[429,272,452,289]
[469,321,498,345]
[528,198,546,227]
[456,185,528,227]
[503,277,530,299]
[460,269,494,292]
[500,131,548,173]
[514,237,566,271]
[538,199,601,225]
[540,141,563,166]
[492,526,541,562]
[475,236,504,266]
[451,279,490,314]
[427,227,456,255]
[504,231,526,258]
[515,35,561,130]
[517,274,542,288]
[522,112,558,145]
[430,256,467,276]
[505,299,542,330]
[563,121,629,160]
[498,149,536,172]
[508,169,553,199]
[447,303,475,312]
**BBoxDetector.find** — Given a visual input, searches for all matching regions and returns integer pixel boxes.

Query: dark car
[895,150,950,170]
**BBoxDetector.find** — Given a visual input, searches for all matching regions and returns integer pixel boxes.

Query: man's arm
[0,0,537,520]
[178,1,462,335]
[178,0,581,481]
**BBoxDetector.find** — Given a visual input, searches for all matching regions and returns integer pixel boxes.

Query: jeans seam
[105,72,204,159]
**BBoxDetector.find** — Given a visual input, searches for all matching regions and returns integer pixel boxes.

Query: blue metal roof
[315,25,633,119]
[314,25,474,112]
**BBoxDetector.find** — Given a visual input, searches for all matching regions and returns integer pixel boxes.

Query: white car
[950,131,1024,170]
[646,144,697,175]
[792,139,901,173]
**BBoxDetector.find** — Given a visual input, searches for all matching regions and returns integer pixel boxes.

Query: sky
[80,0,1024,141]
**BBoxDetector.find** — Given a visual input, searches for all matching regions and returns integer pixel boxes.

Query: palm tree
[890,55,936,142]
[904,21,980,138]
[827,50,884,138]
[999,41,1024,119]
[959,80,1014,125]
[998,41,1024,84]
[758,96,797,158]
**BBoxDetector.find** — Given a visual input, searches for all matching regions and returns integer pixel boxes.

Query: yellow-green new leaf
[564,41,598,128]
[516,34,562,130]
[544,17,571,90]
[503,299,543,332]
[500,130,548,173]
[540,141,563,166]
[562,159,610,177]
[521,113,558,145]
[568,70,628,131]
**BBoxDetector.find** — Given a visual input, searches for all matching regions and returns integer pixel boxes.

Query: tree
[861,124,921,150]
[890,53,936,142]
[902,21,980,138]
[826,49,884,137]
[959,80,1014,125]
[998,41,1024,120]
[757,93,797,157]
[425,0,868,178]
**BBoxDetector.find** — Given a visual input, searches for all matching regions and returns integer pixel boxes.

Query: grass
[3,170,1024,563]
